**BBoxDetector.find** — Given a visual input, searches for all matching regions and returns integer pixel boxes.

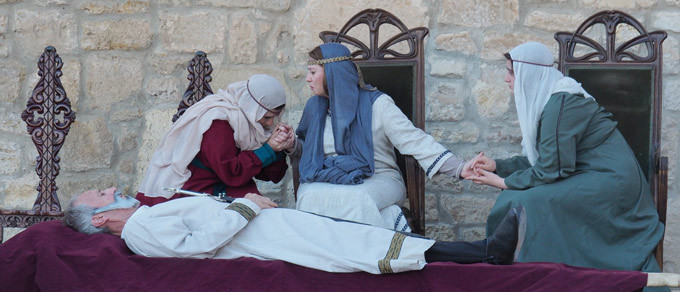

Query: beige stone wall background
[0,0,678,273]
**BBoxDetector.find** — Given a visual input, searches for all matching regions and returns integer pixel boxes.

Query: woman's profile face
[504,60,515,92]
[306,64,327,97]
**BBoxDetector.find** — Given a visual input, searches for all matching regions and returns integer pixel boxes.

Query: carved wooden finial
[21,46,76,212]
[172,51,214,123]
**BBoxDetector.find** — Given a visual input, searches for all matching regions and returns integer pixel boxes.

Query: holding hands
[266,123,296,152]
[465,152,508,190]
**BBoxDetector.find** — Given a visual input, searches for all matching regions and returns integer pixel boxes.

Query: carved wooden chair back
[0,46,76,243]
[555,10,668,268]
[292,8,429,234]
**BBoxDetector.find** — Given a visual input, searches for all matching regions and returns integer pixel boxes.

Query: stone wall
[0,0,678,273]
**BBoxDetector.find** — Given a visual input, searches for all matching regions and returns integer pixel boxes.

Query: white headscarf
[139,74,286,198]
[509,42,592,165]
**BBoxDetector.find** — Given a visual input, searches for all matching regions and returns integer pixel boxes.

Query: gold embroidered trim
[378,233,406,274]
[226,202,256,222]
[307,56,352,65]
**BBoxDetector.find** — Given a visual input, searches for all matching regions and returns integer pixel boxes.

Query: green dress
[486,92,665,275]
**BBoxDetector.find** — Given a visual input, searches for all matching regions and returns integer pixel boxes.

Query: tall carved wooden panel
[1,46,75,242]
[172,51,214,123]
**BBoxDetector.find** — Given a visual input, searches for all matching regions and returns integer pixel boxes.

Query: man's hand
[244,193,278,209]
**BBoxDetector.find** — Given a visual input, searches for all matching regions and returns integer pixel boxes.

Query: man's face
[76,187,119,209]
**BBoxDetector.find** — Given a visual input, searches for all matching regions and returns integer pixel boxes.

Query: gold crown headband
[307,55,376,91]
[307,56,352,65]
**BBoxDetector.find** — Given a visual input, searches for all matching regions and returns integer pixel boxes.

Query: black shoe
[485,206,524,265]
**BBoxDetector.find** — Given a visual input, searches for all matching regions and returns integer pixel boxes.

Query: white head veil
[510,42,580,165]
[138,74,286,198]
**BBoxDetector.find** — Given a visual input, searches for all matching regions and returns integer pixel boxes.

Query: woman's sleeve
[124,198,261,259]
[377,95,454,178]
[200,121,267,186]
[503,93,591,190]
[495,156,532,177]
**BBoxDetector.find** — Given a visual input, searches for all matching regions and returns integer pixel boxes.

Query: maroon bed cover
[0,220,646,292]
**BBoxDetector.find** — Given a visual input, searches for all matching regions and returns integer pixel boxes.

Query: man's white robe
[121,197,435,274]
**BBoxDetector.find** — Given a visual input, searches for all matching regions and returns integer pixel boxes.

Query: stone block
[578,0,656,9]
[195,0,290,11]
[0,173,39,209]
[0,0,22,3]
[441,194,496,224]
[429,59,467,78]
[459,225,486,241]
[116,120,142,151]
[424,223,456,242]
[481,32,556,60]
[482,120,523,144]
[427,83,465,122]
[523,10,585,32]
[425,193,438,221]
[228,14,258,64]
[0,140,21,175]
[651,11,680,33]
[0,41,8,58]
[110,107,143,123]
[150,53,190,75]
[146,75,183,104]
[13,10,78,54]
[82,19,153,50]
[439,0,519,27]
[0,108,25,135]
[81,0,150,14]
[134,108,175,190]
[472,63,512,118]
[663,36,679,75]
[0,61,23,104]
[434,32,477,55]
[256,179,284,196]
[85,55,143,111]
[34,0,68,6]
[669,0,680,5]
[664,78,680,111]
[293,0,429,60]
[0,15,7,36]
[428,122,479,144]
[61,117,113,172]
[159,11,227,53]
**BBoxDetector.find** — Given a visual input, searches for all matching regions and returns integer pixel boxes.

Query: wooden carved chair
[0,46,76,243]
[555,10,668,269]
[293,9,429,234]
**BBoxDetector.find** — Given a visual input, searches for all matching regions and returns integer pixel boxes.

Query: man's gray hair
[63,196,108,234]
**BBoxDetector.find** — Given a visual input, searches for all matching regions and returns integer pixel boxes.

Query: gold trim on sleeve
[378,233,407,274]
[226,202,256,222]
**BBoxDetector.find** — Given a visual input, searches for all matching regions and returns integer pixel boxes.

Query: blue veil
[296,43,383,184]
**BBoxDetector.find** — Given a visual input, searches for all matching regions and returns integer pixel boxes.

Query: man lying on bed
[64,187,523,274]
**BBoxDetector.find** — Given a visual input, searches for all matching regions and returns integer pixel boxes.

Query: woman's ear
[91,214,108,228]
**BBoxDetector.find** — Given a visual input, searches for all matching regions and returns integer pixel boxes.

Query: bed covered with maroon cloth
[0,220,646,292]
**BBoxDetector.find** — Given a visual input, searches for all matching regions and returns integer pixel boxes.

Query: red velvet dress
[136,120,287,206]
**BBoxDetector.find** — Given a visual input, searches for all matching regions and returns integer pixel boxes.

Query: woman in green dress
[468,42,665,277]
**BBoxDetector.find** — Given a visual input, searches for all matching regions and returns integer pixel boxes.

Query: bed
[1,14,679,290]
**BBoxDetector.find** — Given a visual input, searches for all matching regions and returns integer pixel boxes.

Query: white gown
[121,196,435,274]
[296,94,453,229]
